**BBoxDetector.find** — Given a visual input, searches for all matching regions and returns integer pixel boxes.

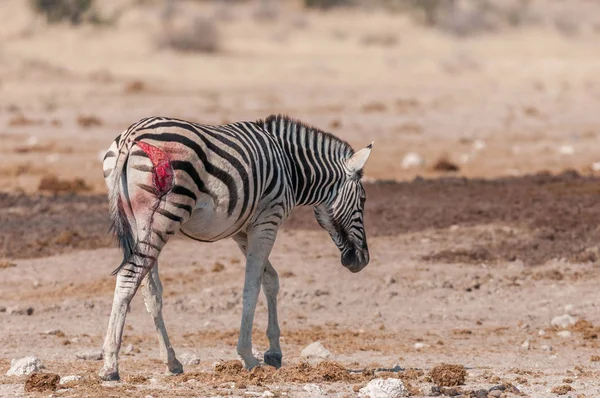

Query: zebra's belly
[179,201,241,242]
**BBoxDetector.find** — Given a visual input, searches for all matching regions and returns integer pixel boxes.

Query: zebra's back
[103,117,293,243]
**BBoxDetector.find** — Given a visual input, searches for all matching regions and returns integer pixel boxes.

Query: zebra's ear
[346,142,373,173]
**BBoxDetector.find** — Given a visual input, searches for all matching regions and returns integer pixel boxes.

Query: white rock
[261,392,275,397]
[558,145,575,155]
[44,329,62,335]
[551,314,577,329]
[520,340,530,350]
[557,330,572,338]
[591,162,600,172]
[401,152,424,169]
[303,383,323,395]
[473,139,486,151]
[358,378,408,398]
[413,342,428,350]
[179,352,201,365]
[541,345,553,352]
[564,304,575,315]
[60,375,82,385]
[538,329,546,336]
[6,356,44,376]
[76,351,103,361]
[301,341,331,360]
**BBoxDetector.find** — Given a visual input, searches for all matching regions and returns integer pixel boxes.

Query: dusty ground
[2,0,600,397]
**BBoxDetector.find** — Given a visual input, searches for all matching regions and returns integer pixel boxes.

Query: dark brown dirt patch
[432,157,460,172]
[429,363,467,387]
[24,372,60,392]
[3,172,600,265]
[38,175,91,194]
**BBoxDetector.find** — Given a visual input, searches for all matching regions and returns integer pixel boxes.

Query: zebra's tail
[103,139,136,276]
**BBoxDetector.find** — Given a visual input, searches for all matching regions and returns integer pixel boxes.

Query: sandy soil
[2,0,600,397]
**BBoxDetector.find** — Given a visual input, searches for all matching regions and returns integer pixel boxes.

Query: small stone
[592,161,600,172]
[558,145,575,155]
[83,301,95,309]
[261,392,275,397]
[6,356,44,376]
[123,344,135,355]
[541,345,553,351]
[520,340,530,350]
[557,330,572,338]
[538,329,546,336]
[488,390,502,398]
[429,386,442,396]
[301,341,332,360]
[179,352,201,365]
[441,387,459,396]
[414,342,429,350]
[474,389,488,398]
[564,304,575,315]
[59,375,82,385]
[303,384,323,394]
[9,307,34,316]
[358,378,408,398]
[551,314,578,329]
[75,351,103,361]
[44,329,62,335]
[401,152,424,169]
[385,275,397,285]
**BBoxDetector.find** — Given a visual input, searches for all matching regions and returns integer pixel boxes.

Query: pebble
[401,152,424,169]
[384,276,397,285]
[414,342,428,350]
[303,384,323,394]
[564,304,575,315]
[59,375,82,385]
[301,341,332,360]
[591,161,600,172]
[179,352,201,365]
[9,307,34,316]
[558,145,575,155]
[122,344,135,355]
[541,345,553,351]
[473,389,488,398]
[557,330,572,338]
[76,351,103,361]
[488,390,502,398]
[358,378,408,398]
[551,314,577,329]
[520,340,530,350]
[44,329,62,335]
[538,329,546,336]
[6,356,44,376]
[261,392,274,397]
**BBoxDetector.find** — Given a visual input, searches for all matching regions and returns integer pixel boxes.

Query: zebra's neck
[261,114,354,206]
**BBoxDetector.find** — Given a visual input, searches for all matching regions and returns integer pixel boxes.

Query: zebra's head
[314,142,373,273]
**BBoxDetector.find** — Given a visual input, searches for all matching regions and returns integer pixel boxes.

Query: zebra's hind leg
[141,262,183,375]
[99,252,153,381]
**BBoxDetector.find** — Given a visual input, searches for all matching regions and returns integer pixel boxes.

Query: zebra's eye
[359,196,366,206]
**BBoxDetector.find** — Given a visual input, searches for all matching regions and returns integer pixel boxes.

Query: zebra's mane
[259,114,355,158]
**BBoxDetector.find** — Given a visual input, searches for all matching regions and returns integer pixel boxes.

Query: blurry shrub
[29,0,93,25]
[158,17,220,53]
[304,0,352,10]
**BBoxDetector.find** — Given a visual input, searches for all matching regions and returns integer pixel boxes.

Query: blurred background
[1,0,600,193]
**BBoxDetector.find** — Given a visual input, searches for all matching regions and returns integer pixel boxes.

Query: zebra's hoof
[167,359,184,376]
[99,369,120,381]
[263,351,282,369]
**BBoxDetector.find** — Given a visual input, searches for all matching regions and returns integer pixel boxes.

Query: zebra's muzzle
[341,246,369,273]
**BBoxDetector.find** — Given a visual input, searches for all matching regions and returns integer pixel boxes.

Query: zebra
[99,114,373,381]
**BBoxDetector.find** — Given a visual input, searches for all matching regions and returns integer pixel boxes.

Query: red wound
[135,141,174,194]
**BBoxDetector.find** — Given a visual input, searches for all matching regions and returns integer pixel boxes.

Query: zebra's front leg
[100,267,149,381]
[236,231,276,369]
[233,233,282,369]
[141,262,183,375]
[262,261,282,369]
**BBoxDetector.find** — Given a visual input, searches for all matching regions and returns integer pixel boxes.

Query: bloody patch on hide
[135,141,174,194]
